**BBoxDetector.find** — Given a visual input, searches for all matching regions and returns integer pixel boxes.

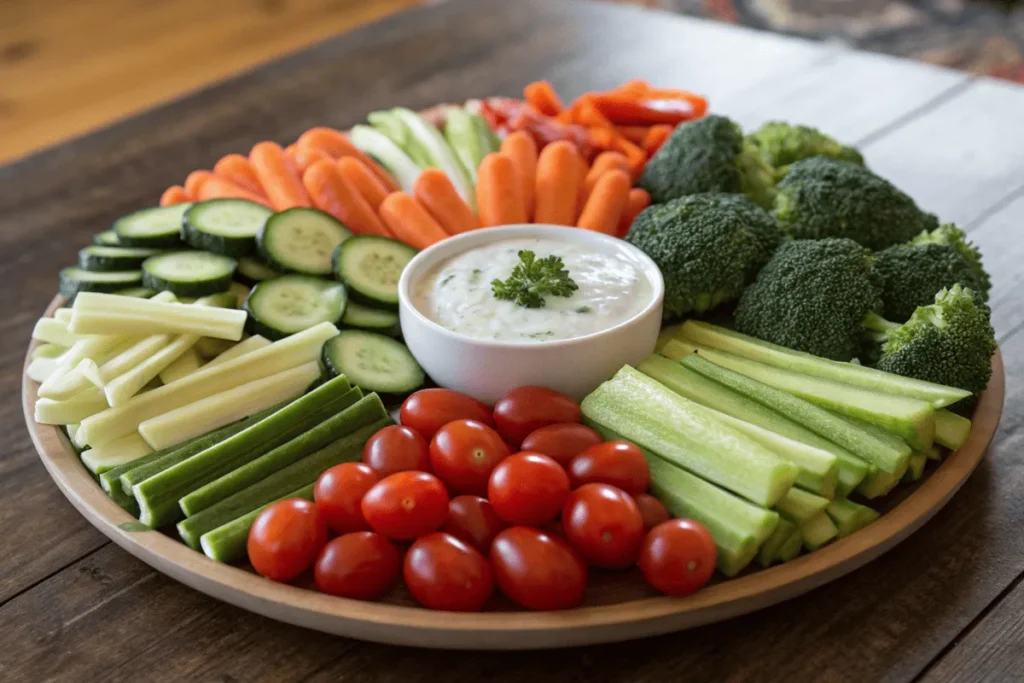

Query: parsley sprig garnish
[491,250,578,309]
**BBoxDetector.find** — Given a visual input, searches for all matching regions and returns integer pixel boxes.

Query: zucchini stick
[35,387,109,425]
[203,335,270,368]
[159,347,204,384]
[69,309,245,341]
[105,335,199,407]
[32,318,85,347]
[81,432,153,474]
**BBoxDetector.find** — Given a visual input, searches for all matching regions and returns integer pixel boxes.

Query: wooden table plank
[966,194,1024,338]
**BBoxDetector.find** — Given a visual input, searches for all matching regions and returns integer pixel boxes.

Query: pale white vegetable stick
[203,335,271,369]
[69,309,245,341]
[31,343,68,360]
[39,358,102,400]
[26,357,59,383]
[54,308,73,324]
[35,387,109,425]
[86,335,172,389]
[81,432,153,474]
[195,337,236,359]
[73,292,237,319]
[32,318,84,347]
[104,335,199,407]
[159,347,204,385]
[54,291,176,369]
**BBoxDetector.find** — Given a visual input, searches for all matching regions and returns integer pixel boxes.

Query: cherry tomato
[442,495,506,552]
[314,532,400,600]
[248,499,328,582]
[404,532,494,611]
[488,453,570,526]
[520,423,603,467]
[362,425,430,476]
[635,493,671,530]
[568,441,650,496]
[562,483,645,569]
[490,527,587,611]
[361,471,449,541]
[401,389,494,440]
[314,463,379,534]
[492,386,581,445]
[639,519,717,597]
[429,420,510,495]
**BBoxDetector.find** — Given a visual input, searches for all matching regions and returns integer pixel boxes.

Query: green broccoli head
[774,157,938,251]
[638,115,776,208]
[910,224,991,295]
[734,237,881,361]
[871,284,995,395]
[746,121,864,173]
[626,193,784,321]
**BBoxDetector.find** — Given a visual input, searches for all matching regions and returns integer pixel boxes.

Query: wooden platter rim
[21,295,1005,649]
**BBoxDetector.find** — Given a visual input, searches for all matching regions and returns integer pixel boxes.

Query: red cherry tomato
[520,423,603,467]
[562,483,645,569]
[248,499,328,582]
[404,532,494,611]
[429,420,510,495]
[635,493,671,530]
[362,425,430,476]
[568,441,650,496]
[639,519,717,597]
[314,462,379,534]
[490,527,587,611]
[314,532,400,600]
[401,389,494,440]
[492,386,581,445]
[361,471,449,541]
[442,495,507,552]
[488,453,570,526]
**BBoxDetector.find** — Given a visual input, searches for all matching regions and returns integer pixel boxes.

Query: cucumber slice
[341,301,401,336]
[333,235,416,309]
[183,199,273,256]
[80,245,163,271]
[59,267,143,299]
[244,275,347,340]
[94,230,120,246]
[236,256,280,285]
[322,330,424,395]
[257,208,351,276]
[113,204,191,248]
[142,250,237,297]
[114,287,157,298]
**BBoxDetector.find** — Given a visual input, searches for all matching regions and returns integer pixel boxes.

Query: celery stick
[77,322,338,447]
[775,529,804,563]
[105,335,198,407]
[87,335,173,389]
[935,409,971,450]
[390,108,474,204]
[856,458,909,499]
[195,337,235,359]
[677,321,970,408]
[159,347,203,384]
[200,483,315,564]
[26,357,59,383]
[443,106,498,183]
[203,335,270,368]
[655,323,684,354]
[582,366,798,507]
[903,453,927,482]
[181,418,387,549]
[35,388,109,425]
[32,318,85,347]
[349,125,420,192]
[81,432,152,474]
[32,343,68,360]
[801,512,839,550]
[54,308,73,324]
[757,518,797,567]
[138,361,322,450]
[923,445,942,461]
[826,498,879,537]
[69,309,244,341]
[775,487,829,525]
[66,424,81,451]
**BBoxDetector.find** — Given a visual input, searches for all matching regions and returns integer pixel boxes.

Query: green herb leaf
[491,250,578,309]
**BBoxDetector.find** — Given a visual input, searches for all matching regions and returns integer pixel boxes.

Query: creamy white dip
[414,236,653,342]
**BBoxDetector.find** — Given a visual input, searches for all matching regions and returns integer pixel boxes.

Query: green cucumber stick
[757,518,796,568]
[200,483,315,564]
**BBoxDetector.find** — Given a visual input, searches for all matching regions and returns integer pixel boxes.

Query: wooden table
[2,0,1023,680]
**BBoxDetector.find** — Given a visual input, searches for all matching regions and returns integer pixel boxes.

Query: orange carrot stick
[643,124,674,157]
[583,151,630,199]
[213,154,267,198]
[500,131,538,222]
[524,80,564,116]
[296,127,399,192]
[414,168,479,234]
[249,141,313,210]
[617,188,651,238]
[160,186,190,206]
[197,176,274,208]
[616,125,650,145]
[476,153,527,228]
[184,170,213,199]
[289,145,331,174]
[533,141,584,226]
[379,192,450,250]
[338,157,390,211]
[302,159,390,237]
[576,169,631,235]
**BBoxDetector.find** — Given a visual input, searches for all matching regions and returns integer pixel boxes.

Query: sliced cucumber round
[183,199,273,256]
[244,275,347,340]
[321,330,424,395]
[113,204,191,248]
[257,208,352,276]
[341,301,401,337]
[59,267,143,300]
[332,235,416,310]
[93,230,120,246]
[235,256,280,285]
[79,245,163,271]
[141,251,237,297]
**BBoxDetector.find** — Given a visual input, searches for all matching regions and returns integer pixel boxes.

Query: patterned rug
[608,0,1024,83]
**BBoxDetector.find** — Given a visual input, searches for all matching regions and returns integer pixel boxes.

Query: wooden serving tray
[22,295,1005,650]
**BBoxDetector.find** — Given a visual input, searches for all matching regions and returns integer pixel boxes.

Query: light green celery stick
[775,529,804,562]
[31,317,83,347]
[31,343,68,360]
[390,108,474,205]
[105,335,198,407]
[903,453,927,482]
[826,498,879,537]
[203,336,270,368]
[935,409,971,450]
[35,387,109,425]
[758,518,797,567]
[349,125,420,192]
[26,357,59,383]
[159,347,203,384]
[774,488,829,525]
[801,512,838,550]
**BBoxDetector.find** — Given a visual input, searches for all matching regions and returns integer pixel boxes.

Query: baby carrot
[533,141,584,226]
[338,157,390,211]
[296,127,399,192]
[576,169,631,235]
[249,141,313,210]
[303,159,390,237]
[524,80,564,116]
[476,153,527,228]
[616,125,650,145]
[213,154,266,197]
[289,145,331,174]
[583,151,630,200]
[184,170,213,199]
[197,176,274,208]
[160,186,190,206]
[379,192,450,250]
[617,188,651,238]
[643,124,674,156]
[414,168,479,234]
[500,131,538,221]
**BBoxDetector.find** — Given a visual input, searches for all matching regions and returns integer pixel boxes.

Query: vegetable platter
[21,79,1005,649]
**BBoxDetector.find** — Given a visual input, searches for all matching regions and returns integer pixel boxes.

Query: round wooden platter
[22,296,1005,650]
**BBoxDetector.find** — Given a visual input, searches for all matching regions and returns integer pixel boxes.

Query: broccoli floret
[746,122,864,174]
[734,238,881,361]
[774,157,938,251]
[638,115,776,208]
[866,285,995,395]
[910,223,991,295]
[626,193,784,321]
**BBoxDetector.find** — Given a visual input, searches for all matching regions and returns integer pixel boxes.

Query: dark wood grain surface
[3,0,1023,680]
